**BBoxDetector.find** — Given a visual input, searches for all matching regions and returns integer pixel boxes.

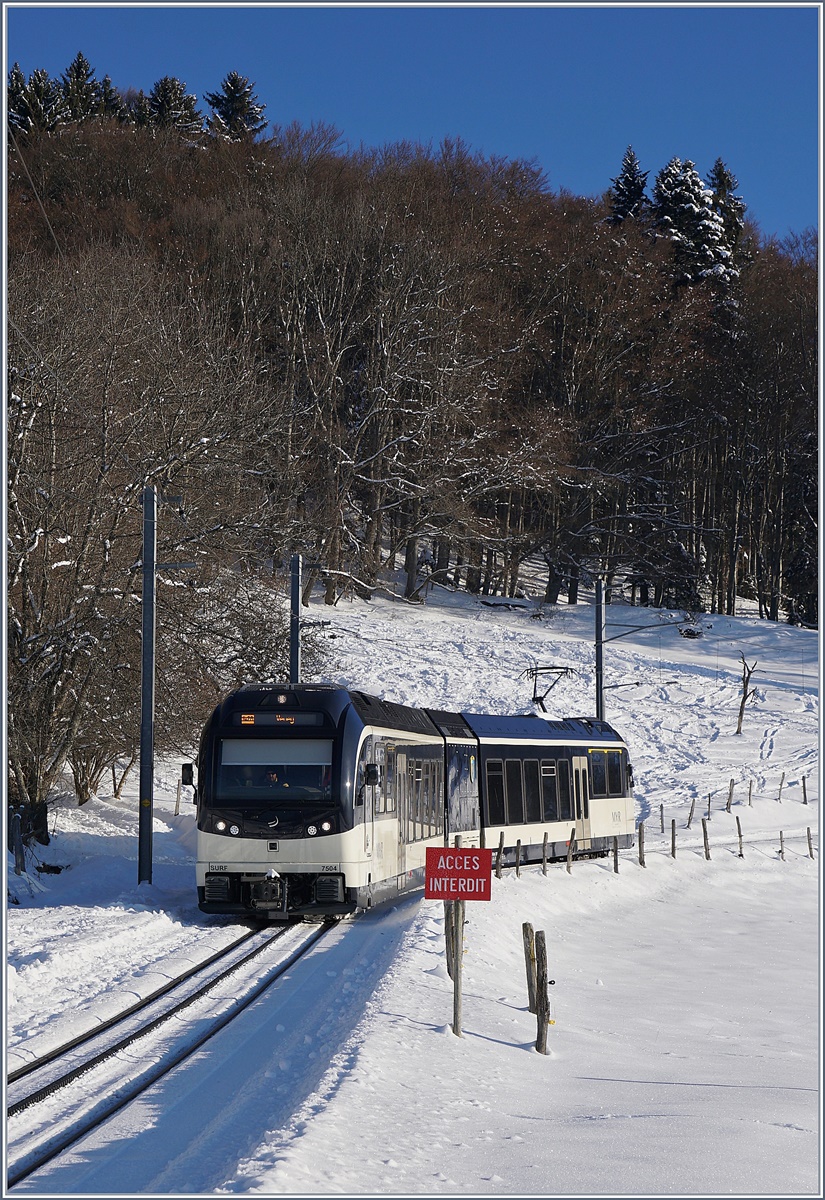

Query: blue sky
[4,4,821,240]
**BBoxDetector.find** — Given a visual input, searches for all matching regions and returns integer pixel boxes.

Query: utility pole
[138,486,157,885]
[594,577,682,720]
[595,578,606,721]
[138,488,195,885]
[290,553,302,686]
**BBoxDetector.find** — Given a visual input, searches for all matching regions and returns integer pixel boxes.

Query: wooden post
[779,830,785,861]
[802,776,808,806]
[535,930,550,1054]
[444,901,455,980]
[515,839,522,878]
[701,817,711,861]
[706,793,712,820]
[778,771,785,803]
[542,831,548,876]
[522,922,537,1013]
[660,803,664,833]
[175,780,182,816]
[671,819,676,859]
[495,831,504,878]
[807,828,814,859]
[638,821,645,867]
[748,780,753,807]
[736,816,744,858]
[613,836,619,874]
[452,898,465,1036]
[566,828,576,873]
[686,796,696,829]
[726,779,734,813]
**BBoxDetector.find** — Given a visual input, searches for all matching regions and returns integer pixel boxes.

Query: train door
[379,742,398,880]
[572,755,592,849]
[358,737,375,862]
[395,750,407,876]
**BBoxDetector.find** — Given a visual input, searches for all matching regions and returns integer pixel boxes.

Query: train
[184,683,636,920]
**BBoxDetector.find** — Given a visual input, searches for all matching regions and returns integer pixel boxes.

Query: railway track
[6,919,335,1189]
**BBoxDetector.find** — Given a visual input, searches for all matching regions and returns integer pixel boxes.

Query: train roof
[461,712,624,743]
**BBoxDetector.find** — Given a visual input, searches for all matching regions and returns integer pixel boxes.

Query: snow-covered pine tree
[120,88,152,127]
[706,158,747,262]
[651,156,736,286]
[7,62,27,135]
[96,75,126,121]
[608,145,649,223]
[10,67,69,135]
[147,75,204,135]
[203,70,267,140]
[60,51,99,122]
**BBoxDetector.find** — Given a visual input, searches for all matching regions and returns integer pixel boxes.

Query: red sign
[425,846,493,900]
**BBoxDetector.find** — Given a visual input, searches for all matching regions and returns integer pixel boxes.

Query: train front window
[216,738,333,803]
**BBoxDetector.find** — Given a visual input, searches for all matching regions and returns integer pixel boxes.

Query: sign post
[426,844,493,1036]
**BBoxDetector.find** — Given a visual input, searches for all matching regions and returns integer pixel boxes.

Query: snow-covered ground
[5,579,821,1196]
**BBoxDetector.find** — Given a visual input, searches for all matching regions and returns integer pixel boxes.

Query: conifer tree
[147,75,203,134]
[9,67,68,135]
[608,145,648,223]
[651,156,735,285]
[7,62,27,135]
[706,158,747,261]
[203,71,267,139]
[60,51,99,121]
[96,75,126,121]
[120,88,152,127]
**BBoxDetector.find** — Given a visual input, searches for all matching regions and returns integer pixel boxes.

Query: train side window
[486,760,505,826]
[524,759,541,822]
[557,759,572,821]
[505,760,524,824]
[540,761,558,821]
[590,751,607,797]
[607,750,623,795]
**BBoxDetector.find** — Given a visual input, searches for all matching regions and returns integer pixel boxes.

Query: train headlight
[215,819,227,832]
[306,824,318,836]
[321,820,332,832]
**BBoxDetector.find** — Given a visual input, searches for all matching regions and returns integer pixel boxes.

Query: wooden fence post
[701,817,711,861]
[515,839,522,878]
[748,780,753,807]
[807,828,814,859]
[736,815,744,858]
[495,831,504,879]
[542,831,548,876]
[535,931,551,1055]
[778,772,785,803]
[686,796,696,828]
[638,821,645,867]
[706,793,712,820]
[566,827,576,873]
[522,922,537,1013]
[726,779,734,813]
[613,836,619,874]
[451,899,465,1036]
[802,776,808,805]
[779,830,785,861]
[671,819,676,858]
[660,803,664,833]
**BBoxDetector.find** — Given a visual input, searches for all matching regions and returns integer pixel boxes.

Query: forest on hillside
[6,57,818,821]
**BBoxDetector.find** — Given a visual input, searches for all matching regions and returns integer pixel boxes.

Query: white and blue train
[185,684,636,920]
